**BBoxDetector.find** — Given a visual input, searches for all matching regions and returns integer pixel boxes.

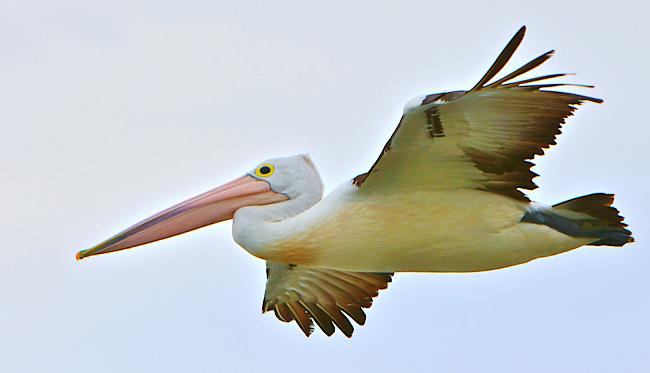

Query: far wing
[353,26,601,201]
[262,261,392,337]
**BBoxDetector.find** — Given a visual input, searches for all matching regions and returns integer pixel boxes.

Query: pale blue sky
[2,1,648,372]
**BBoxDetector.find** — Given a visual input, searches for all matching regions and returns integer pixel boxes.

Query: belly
[269,189,591,273]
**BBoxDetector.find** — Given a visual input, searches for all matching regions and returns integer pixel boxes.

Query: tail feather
[522,193,634,246]
[552,193,623,225]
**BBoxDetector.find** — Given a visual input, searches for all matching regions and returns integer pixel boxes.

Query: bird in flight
[77,26,633,337]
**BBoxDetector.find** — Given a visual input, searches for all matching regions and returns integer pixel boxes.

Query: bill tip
[76,250,88,261]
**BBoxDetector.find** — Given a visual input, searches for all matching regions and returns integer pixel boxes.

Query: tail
[522,193,634,246]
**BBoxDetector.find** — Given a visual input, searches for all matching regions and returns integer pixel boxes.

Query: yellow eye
[255,164,274,177]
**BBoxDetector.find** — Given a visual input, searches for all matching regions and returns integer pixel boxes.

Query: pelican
[77,26,634,337]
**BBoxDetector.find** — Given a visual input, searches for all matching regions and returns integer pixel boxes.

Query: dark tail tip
[553,193,633,246]
[523,193,633,247]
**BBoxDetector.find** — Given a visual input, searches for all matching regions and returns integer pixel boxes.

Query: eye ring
[255,164,275,177]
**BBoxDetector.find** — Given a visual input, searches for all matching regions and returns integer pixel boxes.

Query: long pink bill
[76,175,288,260]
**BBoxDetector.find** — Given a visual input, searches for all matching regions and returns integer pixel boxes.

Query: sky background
[2,1,649,372]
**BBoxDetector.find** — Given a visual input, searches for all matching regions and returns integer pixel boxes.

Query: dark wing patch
[450,90,599,201]
[262,262,393,337]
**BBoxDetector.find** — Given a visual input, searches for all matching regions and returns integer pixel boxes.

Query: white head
[247,154,323,208]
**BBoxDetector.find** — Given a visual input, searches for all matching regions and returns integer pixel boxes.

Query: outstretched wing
[353,26,602,202]
[262,261,393,337]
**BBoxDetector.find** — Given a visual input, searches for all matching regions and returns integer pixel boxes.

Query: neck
[231,192,321,259]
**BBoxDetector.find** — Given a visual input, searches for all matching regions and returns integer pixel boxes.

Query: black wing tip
[469,26,528,92]
[587,95,604,104]
[474,32,602,100]
[485,49,556,88]
[516,25,527,38]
